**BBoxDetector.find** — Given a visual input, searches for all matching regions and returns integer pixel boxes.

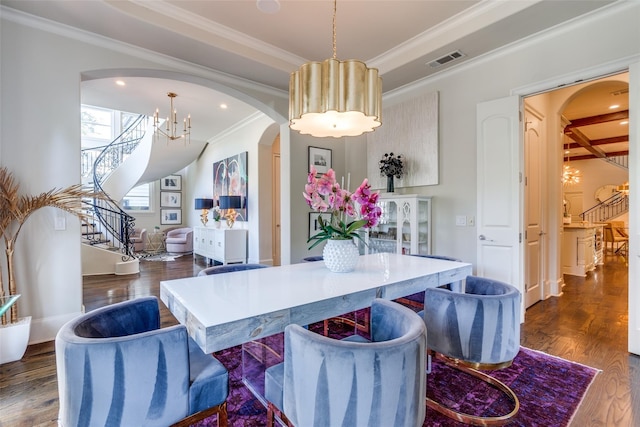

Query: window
[81,105,114,141]
[122,183,152,211]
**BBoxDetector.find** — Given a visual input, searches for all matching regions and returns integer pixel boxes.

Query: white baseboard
[29,311,82,344]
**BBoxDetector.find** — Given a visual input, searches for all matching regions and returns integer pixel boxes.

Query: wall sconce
[194,198,214,227]
[219,195,242,229]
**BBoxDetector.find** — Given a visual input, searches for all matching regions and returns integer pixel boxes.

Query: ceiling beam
[564,127,607,158]
[564,135,629,149]
[564,110,629,130]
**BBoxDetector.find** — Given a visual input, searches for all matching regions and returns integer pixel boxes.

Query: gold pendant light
[289,0,382,138]
[562,150,580,185]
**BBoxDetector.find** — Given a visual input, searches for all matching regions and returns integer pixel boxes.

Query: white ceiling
[1,0,619,141]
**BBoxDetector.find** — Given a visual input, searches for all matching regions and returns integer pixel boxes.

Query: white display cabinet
[362,194,431,256]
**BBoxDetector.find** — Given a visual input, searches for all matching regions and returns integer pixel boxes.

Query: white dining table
[160,253,472,354]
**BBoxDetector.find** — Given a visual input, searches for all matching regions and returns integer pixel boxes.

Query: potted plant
[0,167,100,363]
[303,166,382,272]
[379,152,404,192]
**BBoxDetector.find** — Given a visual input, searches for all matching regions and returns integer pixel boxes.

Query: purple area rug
[192,318,599,427]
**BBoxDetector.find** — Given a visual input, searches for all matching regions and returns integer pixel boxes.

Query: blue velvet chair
[420,275,521,425]
[264,298,427,427]
[197,263,269,276]
[55,296,228,427]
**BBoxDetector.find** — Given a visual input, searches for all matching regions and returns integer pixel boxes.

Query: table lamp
[219,195,242,228]
[194,198,214,227]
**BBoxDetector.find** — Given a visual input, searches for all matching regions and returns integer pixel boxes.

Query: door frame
[512,59,639,354]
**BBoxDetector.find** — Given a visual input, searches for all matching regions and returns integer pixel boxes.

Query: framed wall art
[160,174,182,191]
[309,212,332,239]
[213,151,248,222]
[308,146,332,175]
[160,191,181,208]
[160,208,182,225]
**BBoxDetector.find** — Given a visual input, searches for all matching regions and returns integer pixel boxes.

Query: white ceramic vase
[323,238,360,273]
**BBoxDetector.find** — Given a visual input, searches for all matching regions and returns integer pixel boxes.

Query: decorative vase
[0,316,31,364]
[386,175,395,193]
[323,239,360,273]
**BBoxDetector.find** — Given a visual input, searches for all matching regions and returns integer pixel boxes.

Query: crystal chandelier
[289,0,382,138]
[562,150,580,185]
[153,92,191,144]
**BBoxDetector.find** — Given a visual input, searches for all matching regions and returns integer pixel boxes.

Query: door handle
[479,235,495,242]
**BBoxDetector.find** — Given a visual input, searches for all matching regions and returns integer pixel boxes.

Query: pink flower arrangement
[304,166,382,249]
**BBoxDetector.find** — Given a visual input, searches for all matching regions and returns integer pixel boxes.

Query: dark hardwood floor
[1,252,638,426]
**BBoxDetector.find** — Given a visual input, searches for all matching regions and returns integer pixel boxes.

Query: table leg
[241,334,284,406]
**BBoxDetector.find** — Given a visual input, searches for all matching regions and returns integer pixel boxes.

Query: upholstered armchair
[264,298,427,427]
[165,227,193,254]
[130,227,147,252]
[420,275,521,425]
[55,296,228,427]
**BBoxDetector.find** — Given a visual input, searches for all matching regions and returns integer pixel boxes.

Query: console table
[193,227,247,265]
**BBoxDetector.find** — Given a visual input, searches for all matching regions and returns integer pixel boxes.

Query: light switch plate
[455,215,467,226]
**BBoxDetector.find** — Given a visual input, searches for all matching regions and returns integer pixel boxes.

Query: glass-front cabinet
[363,194,432,256]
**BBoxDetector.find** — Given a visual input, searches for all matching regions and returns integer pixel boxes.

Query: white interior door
[476,96,523,296]
[628,61,640,355]
[524,107,544,308]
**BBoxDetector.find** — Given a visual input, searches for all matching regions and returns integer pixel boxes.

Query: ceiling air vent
[428,50,466,68]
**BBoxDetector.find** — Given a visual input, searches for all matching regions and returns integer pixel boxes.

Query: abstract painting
[213,152,248,222]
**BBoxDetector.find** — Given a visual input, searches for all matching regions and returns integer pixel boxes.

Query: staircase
[603,155,628,171]
[575,154,629,224]
[81,115,147,275]
[580,192,628,224]
[81,114,208,275]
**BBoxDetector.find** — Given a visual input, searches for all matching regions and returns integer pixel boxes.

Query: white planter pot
[0,316,31,364]
[323,239,360,273]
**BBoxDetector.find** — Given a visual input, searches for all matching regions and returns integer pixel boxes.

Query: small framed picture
[161,209,182,225]
[160,175,182,191]
[309,212,332,239]
[160,191,181,208]
[308,146,332,175]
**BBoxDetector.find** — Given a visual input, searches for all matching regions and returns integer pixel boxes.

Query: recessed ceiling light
[620,120,629,125]
[220,103,228,109]
[609,104,619,109]
[115,80,126,86]
[257,0,280,14]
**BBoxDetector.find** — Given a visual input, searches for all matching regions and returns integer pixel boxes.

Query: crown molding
[110,0,305,73]
[0,5,287,101]
[384,0,635,102]
[370,0,543,74]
